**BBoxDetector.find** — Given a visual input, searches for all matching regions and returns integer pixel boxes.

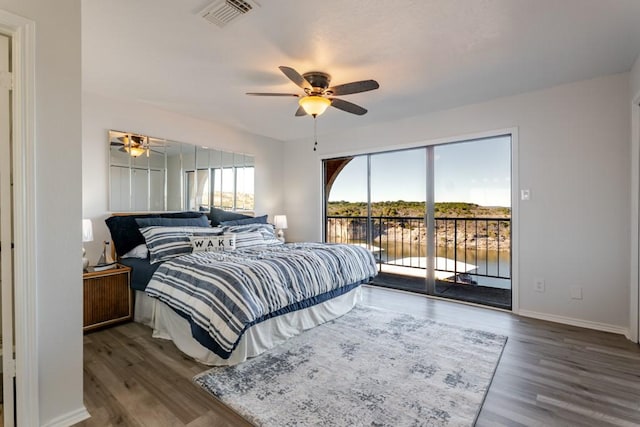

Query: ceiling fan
[247,66,379,117]
[109,132,163,157]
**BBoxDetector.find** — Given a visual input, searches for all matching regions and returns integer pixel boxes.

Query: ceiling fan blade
[329,98,368,115]
[328,80,379,96]
[246,92,300,97]
[295,106,307,117]
[279,66,312,90]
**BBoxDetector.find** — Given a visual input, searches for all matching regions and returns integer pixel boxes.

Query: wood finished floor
[77,286,640,427]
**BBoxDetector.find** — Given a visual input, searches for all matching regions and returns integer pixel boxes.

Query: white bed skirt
[134,286,362,366]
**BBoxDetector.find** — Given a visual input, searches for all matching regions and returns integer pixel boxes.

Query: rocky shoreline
[327,218,511,252]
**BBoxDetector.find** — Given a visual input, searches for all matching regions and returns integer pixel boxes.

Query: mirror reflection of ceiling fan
[247,66,379,117]
[109,131,164,157]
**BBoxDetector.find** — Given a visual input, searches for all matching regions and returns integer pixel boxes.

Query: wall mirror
[109,130,255,213]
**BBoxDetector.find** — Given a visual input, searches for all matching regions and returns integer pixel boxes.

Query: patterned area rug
[194,305,507,427]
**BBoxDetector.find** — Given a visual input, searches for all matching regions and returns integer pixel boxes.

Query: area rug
[193,305,507,427]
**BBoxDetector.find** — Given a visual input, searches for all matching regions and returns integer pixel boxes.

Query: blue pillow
[219,214,268,227]
[135,215,209,228]
[208,207,253,226]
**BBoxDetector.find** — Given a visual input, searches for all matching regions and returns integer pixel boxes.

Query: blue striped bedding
[145,242,377,359]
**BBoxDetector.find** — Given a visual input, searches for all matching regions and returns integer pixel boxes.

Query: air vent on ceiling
[200,0,259,28]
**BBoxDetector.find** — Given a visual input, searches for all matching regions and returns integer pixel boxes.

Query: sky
[328,135,511,207]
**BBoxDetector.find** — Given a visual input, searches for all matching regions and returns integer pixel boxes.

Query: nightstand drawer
[83,265,132,332]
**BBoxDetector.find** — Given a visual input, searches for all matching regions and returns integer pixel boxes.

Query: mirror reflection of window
[235,153,245,211]
[212,167,222,208]
[185,169,210,212]
[237,165,255,211]
[221,167,234,210]
[244,157,255,211]
[221,151,234,210]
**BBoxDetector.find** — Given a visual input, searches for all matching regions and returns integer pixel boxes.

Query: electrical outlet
[534,278,545,292]
[570,286,583,300]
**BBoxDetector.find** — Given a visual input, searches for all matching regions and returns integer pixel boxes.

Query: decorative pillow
[190,234,236,253]
[262,235,284,246]
[208,207,253,226]
[219,214,268,227]
[135,215,209,228]
[234,231,267,249]
[140,226,224,264]
[105,211,207,256]
[120,244,149,259]
[223,223,279,241]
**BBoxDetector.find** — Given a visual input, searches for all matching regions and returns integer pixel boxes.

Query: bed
[106,211,377,366]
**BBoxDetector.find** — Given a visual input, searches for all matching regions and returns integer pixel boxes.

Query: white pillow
[121,244,148,259]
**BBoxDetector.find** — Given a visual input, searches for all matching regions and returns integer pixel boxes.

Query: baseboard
[365,285,631,338]
[518,309,629,337]
[41,406,91,427]
[625,330,636,342]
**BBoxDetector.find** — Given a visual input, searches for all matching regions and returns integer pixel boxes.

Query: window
[186,165,255,212]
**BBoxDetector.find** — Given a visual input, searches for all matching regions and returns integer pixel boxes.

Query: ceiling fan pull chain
[313,117,318,151]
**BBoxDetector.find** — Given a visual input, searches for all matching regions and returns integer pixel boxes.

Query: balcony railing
[326,215,511,284]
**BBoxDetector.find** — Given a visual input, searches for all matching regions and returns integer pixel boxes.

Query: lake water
[367,243,511,290]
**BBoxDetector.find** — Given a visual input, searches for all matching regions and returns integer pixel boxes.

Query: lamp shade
[82,219,94,243]
[273,215,288,230]
[298,96,331,116]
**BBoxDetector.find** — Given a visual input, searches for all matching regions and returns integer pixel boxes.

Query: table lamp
[82,219,94,271]
[273,215,288,242]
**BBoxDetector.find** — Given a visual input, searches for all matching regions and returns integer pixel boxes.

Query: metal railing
[326,215,511,283]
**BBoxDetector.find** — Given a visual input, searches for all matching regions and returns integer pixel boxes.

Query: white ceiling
[82,0,640,142]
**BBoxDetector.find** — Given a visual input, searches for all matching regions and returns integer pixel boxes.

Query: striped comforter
[145,242,377,359]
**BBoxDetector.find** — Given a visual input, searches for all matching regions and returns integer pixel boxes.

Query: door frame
[0,9,38,425]
[631,94,640,343]
[0,30,14,426]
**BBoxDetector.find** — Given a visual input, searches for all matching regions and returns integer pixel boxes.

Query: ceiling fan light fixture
[299,96,331,117]
[122,135,148,157]
[125,145,146,157]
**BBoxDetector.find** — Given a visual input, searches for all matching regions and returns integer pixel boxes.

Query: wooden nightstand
[83,264,132,332]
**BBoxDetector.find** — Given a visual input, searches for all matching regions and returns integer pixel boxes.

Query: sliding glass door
[432,137,512,308]
[324,135,512,309]
[370,148,428,291]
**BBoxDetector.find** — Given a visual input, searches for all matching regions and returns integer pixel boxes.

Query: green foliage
[327,201,510,218]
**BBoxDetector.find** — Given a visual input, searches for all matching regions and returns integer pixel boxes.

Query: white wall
[82,92,284,261]
[283,73,631,332]
[631,55,640,100]
[0,0,84,424]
